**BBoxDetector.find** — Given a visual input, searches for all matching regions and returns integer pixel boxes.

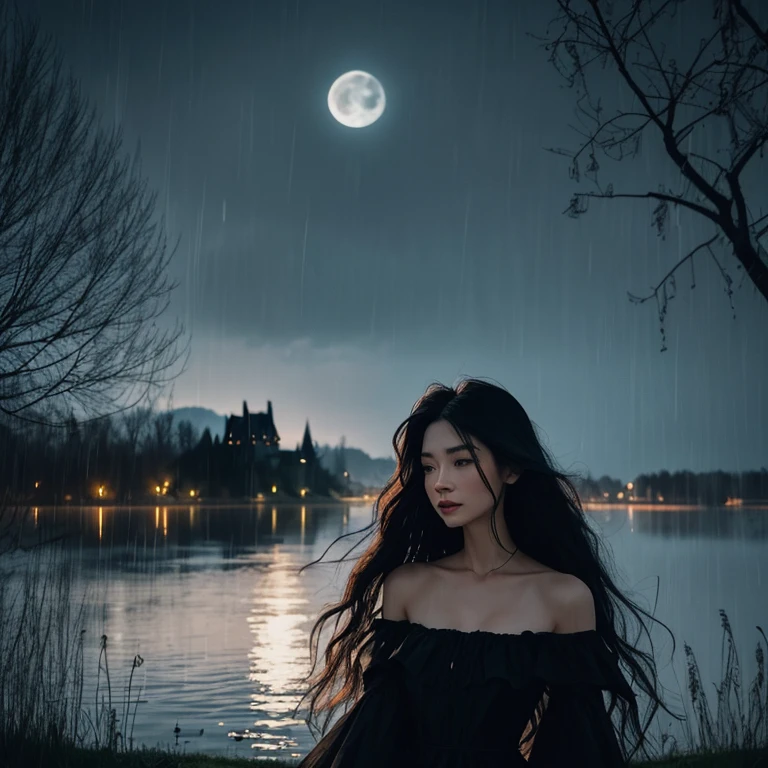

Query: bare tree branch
[0,11,189,424]
[538,0,768,346]
[731,0,768,48]
[563,189,721,225]
[627,234,741,354]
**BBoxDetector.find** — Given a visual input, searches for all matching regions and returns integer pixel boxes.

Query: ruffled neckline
[373,617,597,639]
[366,616,635,699]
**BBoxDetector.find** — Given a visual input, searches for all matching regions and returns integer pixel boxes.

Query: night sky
[21,0,768,479]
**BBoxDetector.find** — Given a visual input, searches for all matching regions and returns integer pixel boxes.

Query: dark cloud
[17,0,768,476]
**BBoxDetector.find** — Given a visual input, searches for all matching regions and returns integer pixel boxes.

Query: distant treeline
[1,409,765,506]
[575,469,768,505]
[0,409,204,503]
[0,409,343,503]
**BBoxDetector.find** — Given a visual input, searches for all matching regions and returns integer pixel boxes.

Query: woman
[294,378,681,767]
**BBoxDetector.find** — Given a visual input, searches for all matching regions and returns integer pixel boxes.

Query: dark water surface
[4,503,767,761]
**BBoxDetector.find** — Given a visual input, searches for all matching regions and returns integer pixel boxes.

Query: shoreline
[22,498,768,510]
[4,740,767,768]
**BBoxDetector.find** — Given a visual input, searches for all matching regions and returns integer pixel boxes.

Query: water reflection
[587,504,768,539]
[245,549,308,755]
[22,504,350,573]
[55,502,353,758]
[7,503,768,758]
[23,503,768,554]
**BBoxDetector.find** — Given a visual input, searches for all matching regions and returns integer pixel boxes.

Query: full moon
[327,71,386,128]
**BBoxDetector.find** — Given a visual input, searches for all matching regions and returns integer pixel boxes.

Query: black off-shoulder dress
[298,617,636,768]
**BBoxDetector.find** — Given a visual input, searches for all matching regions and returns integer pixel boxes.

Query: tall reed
[654,609,768,762]
[0,543,86,751]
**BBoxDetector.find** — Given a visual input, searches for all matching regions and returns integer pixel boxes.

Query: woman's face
[421,419,517,527]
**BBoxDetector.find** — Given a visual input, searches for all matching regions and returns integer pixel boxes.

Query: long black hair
[293,377,682,761]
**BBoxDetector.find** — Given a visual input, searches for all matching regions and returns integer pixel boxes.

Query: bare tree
[0,11,187,422]
[152,411,175,455]
[541,0,768,349]
[333,435,347,478]
[176,418,199,453]
[120,405,154,458]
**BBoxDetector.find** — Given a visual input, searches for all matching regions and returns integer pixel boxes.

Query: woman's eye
[422,459,472,473]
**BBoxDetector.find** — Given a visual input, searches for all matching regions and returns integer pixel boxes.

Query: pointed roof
[224,399,280,444]
[301,421,316,459]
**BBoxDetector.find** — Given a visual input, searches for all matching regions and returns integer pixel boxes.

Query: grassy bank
[2,738,767,767]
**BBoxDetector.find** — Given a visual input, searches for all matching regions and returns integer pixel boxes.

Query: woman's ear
[504,468,521,485]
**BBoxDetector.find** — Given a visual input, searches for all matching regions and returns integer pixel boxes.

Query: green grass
[0,738,291,768]
[2,738,767,767]
[634,747,768,766]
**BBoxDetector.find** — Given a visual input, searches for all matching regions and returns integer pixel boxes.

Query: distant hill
[171,407,225,440]
[316,444,396,488]
[169,408,395,487]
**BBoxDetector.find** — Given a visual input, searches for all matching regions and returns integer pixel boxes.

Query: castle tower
[300,421,316,463]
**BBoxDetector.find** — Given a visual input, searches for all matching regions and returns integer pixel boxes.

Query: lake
[3,502,767,761]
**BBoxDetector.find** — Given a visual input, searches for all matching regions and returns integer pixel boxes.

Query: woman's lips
[439,504,462,514]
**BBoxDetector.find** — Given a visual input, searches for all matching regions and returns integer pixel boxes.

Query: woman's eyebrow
[421,444,479,458]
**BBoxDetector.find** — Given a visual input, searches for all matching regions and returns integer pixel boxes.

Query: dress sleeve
[298,660,416,768]
[526,682,627,768]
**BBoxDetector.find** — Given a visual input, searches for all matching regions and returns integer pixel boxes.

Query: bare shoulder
[546,571,592,598]
[381,562,424,620]
[544,572,597,633]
